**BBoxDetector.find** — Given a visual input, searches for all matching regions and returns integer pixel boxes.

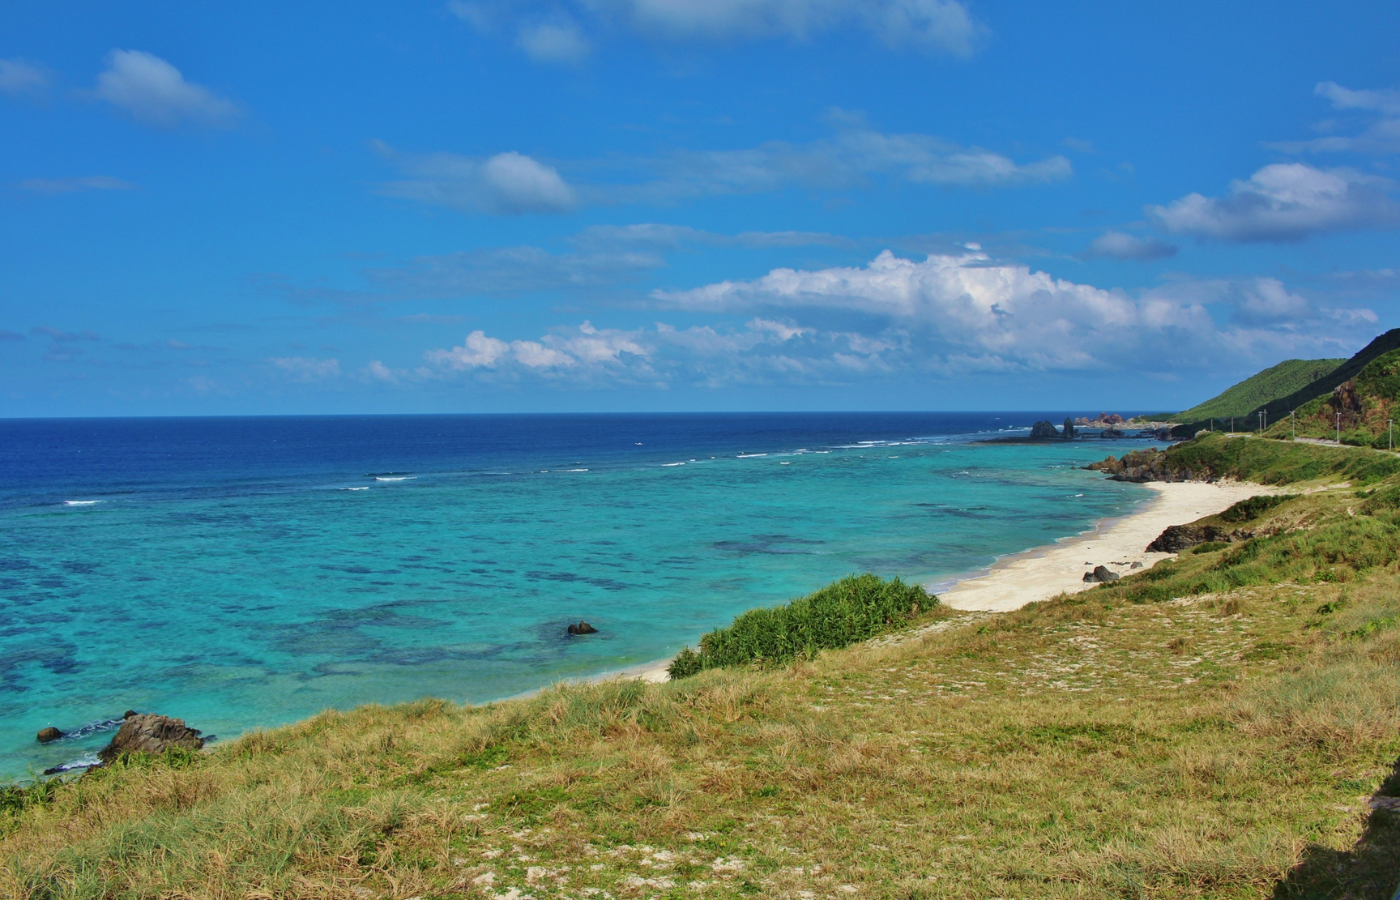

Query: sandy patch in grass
[939,480,1275,613]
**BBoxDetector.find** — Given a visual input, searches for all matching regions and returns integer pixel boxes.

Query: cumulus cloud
[1081,230,1177,261]
[400,251,1370,390]
[450,0,981,58]
[15,176,134,194]
[378,124,1069,214]
[426,322,646,372]
[92,50,240,128]
[270,356,341,380]
[1149,163,1399,242]
[0,58,49,99]
[378,147,578,214]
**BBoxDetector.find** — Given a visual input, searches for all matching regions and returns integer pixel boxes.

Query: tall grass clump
[668,574,933,678]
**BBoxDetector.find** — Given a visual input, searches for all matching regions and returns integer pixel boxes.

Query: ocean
[0,412,1155,780]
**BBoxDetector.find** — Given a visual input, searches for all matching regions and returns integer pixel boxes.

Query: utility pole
[1337,412,1341,444]
[1390,418,1393,452]
[1231,416,1234,434]
[1292,410,1295,440]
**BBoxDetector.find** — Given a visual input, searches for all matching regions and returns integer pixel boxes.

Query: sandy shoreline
[592,479,1274,685]
[937,480,1272,613]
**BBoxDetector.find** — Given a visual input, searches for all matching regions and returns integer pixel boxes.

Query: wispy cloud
[376,121,1071,215]
[376,144,578,214]
[1269,81,1400,156]
[31,325,101,342]
[1080,230,1177,261]
[270,356,341,380]
[92,50,241,129]
[449,0,982,61]
[1149,163,1399,242]
[0,58,50,100]
[15,176,135,194]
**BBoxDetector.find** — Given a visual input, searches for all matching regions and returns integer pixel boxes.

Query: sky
[2,1,1399,416]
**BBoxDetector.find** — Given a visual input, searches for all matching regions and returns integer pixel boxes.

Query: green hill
[1175,357,1345,424]
[1254,328,1400,424]
[1265,346,1400,447]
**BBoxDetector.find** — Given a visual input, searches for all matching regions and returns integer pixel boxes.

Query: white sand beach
[937,480,1272,613]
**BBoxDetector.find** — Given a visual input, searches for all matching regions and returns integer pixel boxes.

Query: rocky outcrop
[1062,418,1077,440]
[1085,448,1204,483]
[1145,524,1254,553]
[36,727,62,743]
[1083,565,1120,583]
[1029,420,1060,439]
[567,621,598,635]
[97,714,204,764]
[1100,428,1124,439]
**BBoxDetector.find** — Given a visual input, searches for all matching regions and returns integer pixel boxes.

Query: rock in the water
[36,726,62,743]
[97,714,204,764]
[567,620,598,635]
[1082,565,1120,583]
[1029,420,1059,439]
[1062,418,1077,440]
[1099,428,1124,439]
[123,709,137,719]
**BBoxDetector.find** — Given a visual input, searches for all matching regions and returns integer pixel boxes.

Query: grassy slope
[4,441,1400,899]
[1256,329,1400,424]
[1174,358,1344,423]
[1263,349,1400,449]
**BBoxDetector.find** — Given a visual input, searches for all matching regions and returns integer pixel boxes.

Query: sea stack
[1062,418,1077,439]
[1029,420,1059,439]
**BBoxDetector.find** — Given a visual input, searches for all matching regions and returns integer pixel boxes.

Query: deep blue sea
[0,413,1156,780]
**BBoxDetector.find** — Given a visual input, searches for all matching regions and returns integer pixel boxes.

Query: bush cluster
[668,574,934,679]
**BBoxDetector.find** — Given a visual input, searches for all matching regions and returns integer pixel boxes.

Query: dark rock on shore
[36,726,62,743]
[567,621,598,635]
[97,713,204,764]
[1083,565,1120,583]
[1085,448,1203,483]
[1146,524,1254,553]
[123,709,137,719]
[1029,420,1059,439]
[1099,428,1124,439]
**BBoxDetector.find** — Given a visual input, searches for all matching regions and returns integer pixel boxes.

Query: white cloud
[15,176,134,194]
[378,147,577,214]
[1081,230,1177,261]
[0,58,49,99]
[426,322,646,372]
[517,18,592,63]
[405,252,1370,389]
[270,356,341,380]
[364,360,398,382]
[92,50,240,128]
[451,0,981,58]
[1149,163,1399,242]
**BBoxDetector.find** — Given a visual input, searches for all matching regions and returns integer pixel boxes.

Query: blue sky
[2,1,1399,416]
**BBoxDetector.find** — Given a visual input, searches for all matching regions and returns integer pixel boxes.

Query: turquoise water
[0,414,1151,779]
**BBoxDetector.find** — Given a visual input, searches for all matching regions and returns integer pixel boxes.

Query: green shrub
[669,574,934,678]
[1218,494,1290,523]
[1165,433,1400,485]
